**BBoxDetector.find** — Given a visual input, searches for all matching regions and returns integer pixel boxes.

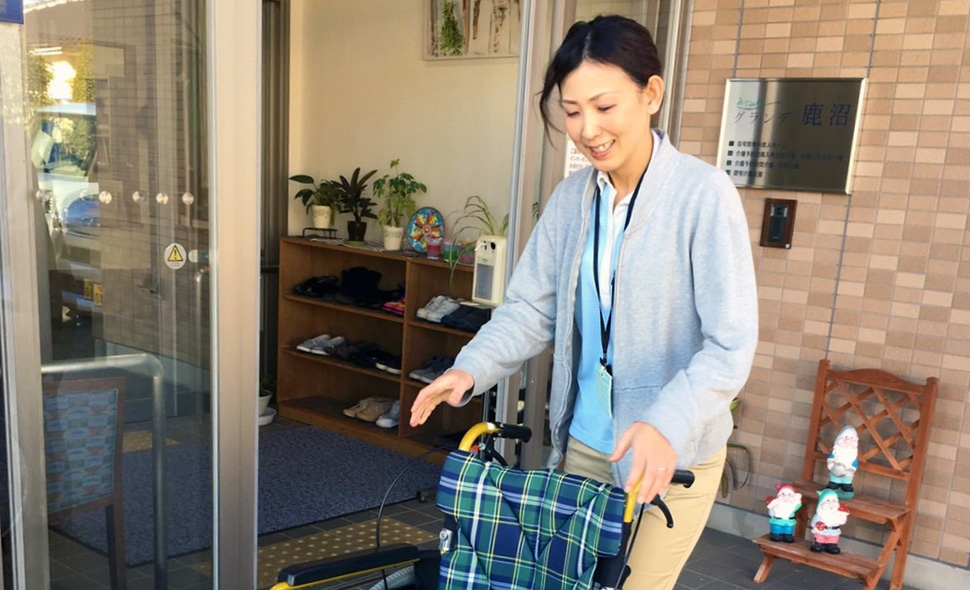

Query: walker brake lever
[651,496,675,528]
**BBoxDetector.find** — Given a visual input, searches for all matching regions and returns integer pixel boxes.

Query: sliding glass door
[0,1,260,589]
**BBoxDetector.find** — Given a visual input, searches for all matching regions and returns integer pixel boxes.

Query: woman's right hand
[409,369,475,426]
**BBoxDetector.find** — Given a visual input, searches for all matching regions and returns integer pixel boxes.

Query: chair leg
[754,554,775,584]
[105,504,127,590]
[890,522,914,590]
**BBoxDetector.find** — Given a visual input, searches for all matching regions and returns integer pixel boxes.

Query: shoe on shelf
[315,335,345,356]
[376,400,400,429]
[425,297,461,323]
[343,396,380,418]
[408,356,455,384]
[374,352,402,375]
[296,334,330,354]
[382,296,405,317]
[416,295,446,320]
[357,397,395,423]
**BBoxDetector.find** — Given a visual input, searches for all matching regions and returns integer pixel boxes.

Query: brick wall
[681,0,970,566]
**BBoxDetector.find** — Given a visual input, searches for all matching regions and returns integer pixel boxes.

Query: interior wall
[288,0,520,241]
[681,0,970,569]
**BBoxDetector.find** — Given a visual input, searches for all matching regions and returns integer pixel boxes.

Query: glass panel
[21,1,212,588]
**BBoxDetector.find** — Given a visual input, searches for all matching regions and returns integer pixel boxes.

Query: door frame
[0,1,262,587]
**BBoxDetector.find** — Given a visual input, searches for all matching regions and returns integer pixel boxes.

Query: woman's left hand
[609,422,678,505]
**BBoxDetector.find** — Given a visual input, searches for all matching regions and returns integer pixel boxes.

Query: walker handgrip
[671,470,695,488]
[495,423,533,443]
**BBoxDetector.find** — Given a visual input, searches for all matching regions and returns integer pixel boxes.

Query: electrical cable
[373,443,455,590]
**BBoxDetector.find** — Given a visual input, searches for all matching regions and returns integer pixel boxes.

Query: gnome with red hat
[766,483,802,542]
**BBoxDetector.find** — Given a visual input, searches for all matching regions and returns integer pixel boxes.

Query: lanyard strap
[592,169,648,365]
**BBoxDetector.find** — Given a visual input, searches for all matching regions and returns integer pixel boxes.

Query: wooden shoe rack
[276,237,481,460]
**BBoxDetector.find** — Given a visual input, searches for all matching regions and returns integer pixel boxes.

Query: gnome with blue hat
[826,425,859,499]
[811,488,849,554]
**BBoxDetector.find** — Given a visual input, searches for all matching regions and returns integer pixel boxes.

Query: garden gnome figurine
[826,425,859,499]
[810,489,849,554]
[766,483,802,542]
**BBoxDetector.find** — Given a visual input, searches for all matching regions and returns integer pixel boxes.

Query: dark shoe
[338,267,382,304]
[824,544,841,554]
[440,305,475,329]
[811,542,825,553]
[769,533,783,542]
[783,534,795,543]
[293,275,339,299]
[826,481,841,491]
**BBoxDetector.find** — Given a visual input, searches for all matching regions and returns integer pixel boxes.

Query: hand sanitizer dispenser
[472,235,507,307]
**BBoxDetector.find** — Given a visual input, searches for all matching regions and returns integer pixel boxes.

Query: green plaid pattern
[436,450,626,590]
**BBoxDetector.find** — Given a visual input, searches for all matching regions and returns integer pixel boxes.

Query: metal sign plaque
[717,78,866,194]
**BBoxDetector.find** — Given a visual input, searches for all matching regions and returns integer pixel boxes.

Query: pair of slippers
[408,356,455,384]
[441,304,491,333]
[295,334,345,355]
[343,397,395,423]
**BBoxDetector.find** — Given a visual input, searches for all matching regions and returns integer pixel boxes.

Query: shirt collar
[593,129,661,203]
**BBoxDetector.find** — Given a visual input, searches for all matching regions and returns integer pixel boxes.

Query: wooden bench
[753,359,938,590]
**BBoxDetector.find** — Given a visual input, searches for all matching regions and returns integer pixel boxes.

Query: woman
[410,15,758,589]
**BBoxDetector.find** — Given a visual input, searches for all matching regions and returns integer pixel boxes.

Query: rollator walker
[272,422,695,590]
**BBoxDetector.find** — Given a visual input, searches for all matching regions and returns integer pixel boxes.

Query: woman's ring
[655,467,668,472]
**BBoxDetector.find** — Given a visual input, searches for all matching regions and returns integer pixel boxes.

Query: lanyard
[592,168,648,367]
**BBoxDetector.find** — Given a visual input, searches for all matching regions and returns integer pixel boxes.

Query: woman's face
[559,60,663,184]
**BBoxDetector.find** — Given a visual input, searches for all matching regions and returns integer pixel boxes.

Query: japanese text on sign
[717,78,866,194]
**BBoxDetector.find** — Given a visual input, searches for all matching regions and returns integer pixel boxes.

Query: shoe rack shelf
[277,237,482,460]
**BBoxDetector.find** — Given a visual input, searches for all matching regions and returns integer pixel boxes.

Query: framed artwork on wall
[424,0,521,60]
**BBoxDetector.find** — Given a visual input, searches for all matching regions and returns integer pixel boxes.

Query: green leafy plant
[453,195,509,241]
[439,0,464,56]
[259,374,277,398]
[720,396,753,498]
[373,159,427,227]
[289,174,341,212]
[333,167,379,223]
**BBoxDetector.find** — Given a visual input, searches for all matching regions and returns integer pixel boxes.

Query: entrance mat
[193,517,437,589]
[51,426,442,566]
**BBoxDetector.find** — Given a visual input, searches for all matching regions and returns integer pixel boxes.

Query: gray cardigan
[453,131,758,486]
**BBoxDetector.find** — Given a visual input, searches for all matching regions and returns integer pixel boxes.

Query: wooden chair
[753,359,937,590]
[44,377,127,590]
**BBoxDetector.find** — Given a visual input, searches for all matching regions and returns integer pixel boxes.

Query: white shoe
[376,400,400,428]
[416,295,445,320]
[296,334,330,353]
[426,297,460,323]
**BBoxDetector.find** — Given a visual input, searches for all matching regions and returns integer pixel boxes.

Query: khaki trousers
[564,437,726,590]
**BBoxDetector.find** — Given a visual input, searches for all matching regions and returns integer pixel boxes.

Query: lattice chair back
[802,359,938,506]
[436,449,627,590]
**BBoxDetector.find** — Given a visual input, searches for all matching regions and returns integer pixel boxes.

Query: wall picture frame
[424,0,521,60]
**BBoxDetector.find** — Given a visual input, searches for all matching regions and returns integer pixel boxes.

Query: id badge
[594,362,613,419]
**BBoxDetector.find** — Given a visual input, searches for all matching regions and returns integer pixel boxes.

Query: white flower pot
[258,394,272,415]
[311,205,332,229]
[383,225,404,251]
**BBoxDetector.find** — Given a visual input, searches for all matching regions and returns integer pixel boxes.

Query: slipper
[296,334,330,354]
[342,396,379,418]
[357,397,395,423]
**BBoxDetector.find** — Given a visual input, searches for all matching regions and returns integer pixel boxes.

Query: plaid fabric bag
[436,450,627,590]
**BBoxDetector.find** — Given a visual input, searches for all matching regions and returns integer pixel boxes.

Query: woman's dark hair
[539,15,663,134]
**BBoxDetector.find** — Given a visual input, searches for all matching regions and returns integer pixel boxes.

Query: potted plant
[449,195,508,270]
[373,159,427,251]
[289,174,340,229]
[333,167,378,242]
[258,374,276,425]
